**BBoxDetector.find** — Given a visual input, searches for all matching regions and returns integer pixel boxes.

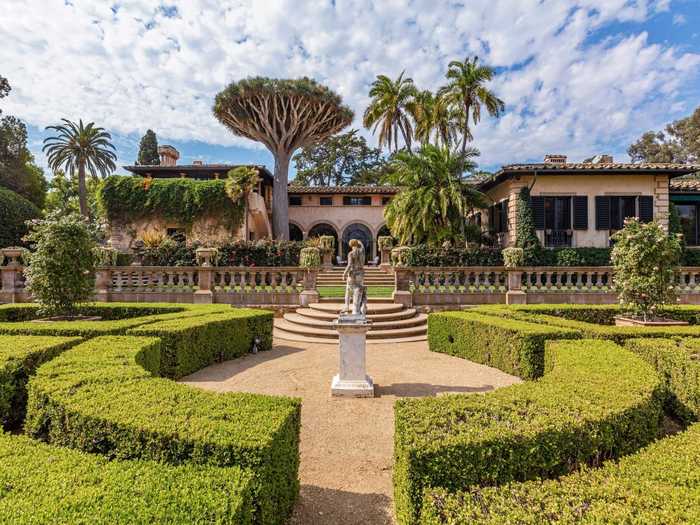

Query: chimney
[192,160,203,166]
[158,145,180,167]
[590,154,613,164]
[544,154,567,165]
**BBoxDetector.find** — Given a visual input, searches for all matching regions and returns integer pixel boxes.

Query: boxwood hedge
[0,335,81,429]
[420,422,700,525]
[0,433,255,524]
[25,335,299,525]
[394,339,663,524]
[625,337,700,424]
[427,311,580,378]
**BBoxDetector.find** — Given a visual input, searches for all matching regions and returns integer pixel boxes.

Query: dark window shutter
[502,199,509,232]
[531,196,545,230]
[573,196,588,230]
[596,196,610,230]
[639,196,653,223]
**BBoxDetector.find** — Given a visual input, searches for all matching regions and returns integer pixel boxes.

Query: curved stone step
[295,307,419,322]
[274,319,427,340]
[283,313,427,331]
[308,302,405,315]
[274,331,426,345]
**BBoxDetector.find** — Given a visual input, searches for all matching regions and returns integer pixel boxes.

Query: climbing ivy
[98,175,244,230]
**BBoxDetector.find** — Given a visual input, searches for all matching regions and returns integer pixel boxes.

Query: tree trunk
[272,150,291,240]
[77,161,89,217]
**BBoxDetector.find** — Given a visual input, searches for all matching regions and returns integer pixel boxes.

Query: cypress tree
[515,186,542,265]
[137,129,160,165]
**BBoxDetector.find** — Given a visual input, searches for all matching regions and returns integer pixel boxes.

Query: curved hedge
[0,433,255,524]
[420,423,700,524]
[394,339,663,524]
[0,335,80,429]
[0,186,40,248]
[25,335,298,524]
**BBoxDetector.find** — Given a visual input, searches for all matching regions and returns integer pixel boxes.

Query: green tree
[44,170,102,219]
[363,71,418,153]
[0,74,9,109]
[611,219,682,321]
[383,144,487,245]
[412,90,461,148]
[213,77,353,240]
[0,186,40,248]
[514,186,542,265]
[137,129,160,165]
[292,129,386,186]
[225,166,260,239]
[23,212,97,316]
[439,56,505,158]
[628,106,700,164]
[42,119,117,217]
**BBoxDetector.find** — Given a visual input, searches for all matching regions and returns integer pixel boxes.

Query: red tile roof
[287,185,400,194]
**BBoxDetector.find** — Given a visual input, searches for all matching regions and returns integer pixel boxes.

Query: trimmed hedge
[127,308,273,378]
[0,335,81,429]
[427,311,580,379]
[0,433,255,524]
[625,337,700,423]
[420,422,700,524]
[394,339,663,524]
[25,335,299,525]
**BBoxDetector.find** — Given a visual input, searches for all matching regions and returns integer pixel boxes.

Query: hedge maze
[0,303,298,525]
[403,304,700,524]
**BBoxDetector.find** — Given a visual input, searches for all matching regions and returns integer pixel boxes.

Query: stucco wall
[482,173,670,248]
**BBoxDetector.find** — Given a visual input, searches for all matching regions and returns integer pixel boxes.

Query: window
[382,197,391,205]
[595,196,653,230]
[489,200,508,234]
[289,195,302,206]
[166,228,185,241]
[677,204,698,246]
[320,196,333,206]
[343,196,371,206]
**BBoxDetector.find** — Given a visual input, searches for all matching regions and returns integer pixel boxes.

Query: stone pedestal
[331,316,374,398]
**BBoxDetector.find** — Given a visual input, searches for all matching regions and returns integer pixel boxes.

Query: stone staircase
[316,266,394,287]
[274,302,427,344]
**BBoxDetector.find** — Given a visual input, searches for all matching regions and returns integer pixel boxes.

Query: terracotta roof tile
[670,179,700,192]
[287,185,400,194]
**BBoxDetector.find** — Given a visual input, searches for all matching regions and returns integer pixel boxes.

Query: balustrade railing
[212,267,304,294]
[410,267,507,293]
[519,267,613,292]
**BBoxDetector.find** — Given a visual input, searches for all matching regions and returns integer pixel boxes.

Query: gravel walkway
[181,339,520,524]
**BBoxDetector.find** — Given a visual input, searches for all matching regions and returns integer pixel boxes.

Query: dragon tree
[213,77,353,239]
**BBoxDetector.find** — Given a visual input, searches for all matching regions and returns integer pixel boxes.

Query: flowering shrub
[23,212,96,315]
[611,219,682,320]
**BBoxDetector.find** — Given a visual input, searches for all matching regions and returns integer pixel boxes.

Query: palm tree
[412,90,462,148]
[383,144,488,245]
[42,119,116,217]
[363,71,418,153]
[439,56,505,159]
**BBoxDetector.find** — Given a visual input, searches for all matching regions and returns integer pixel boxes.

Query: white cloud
[0,0,698,168]
[673,13,687,25]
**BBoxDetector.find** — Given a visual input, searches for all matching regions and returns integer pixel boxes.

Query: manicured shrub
[25,335,299,525]
[394,339,663,524]
[0,335,81,429]
[23,212,96,315]
[396,244,504,267]
[128,308,273,378]
[299,246,321,268]
[0,433,255,524]
[625,337,700,423]
[0,186,40,248]
[514,186,542,265]
[538,247,612,266]
[420,423,700,524]
[427,311,580,379]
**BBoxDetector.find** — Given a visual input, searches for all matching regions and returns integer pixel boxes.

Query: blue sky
[3,0,700,177]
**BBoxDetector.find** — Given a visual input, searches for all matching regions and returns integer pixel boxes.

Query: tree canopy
[628,106,700,164]
[363,72,418,153]
[292,129,386,186]
[213,76,353,239]
[137,129,159,165]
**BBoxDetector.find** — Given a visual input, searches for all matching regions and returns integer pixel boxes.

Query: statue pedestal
[331,315,374,398]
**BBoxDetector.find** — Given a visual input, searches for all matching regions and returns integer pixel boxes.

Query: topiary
[0,187,40,248]
[299,247,321,268]
[23,212,97,316]
[515,186,542,265]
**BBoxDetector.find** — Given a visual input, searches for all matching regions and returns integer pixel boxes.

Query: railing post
[1,248,25,303]
[300,268,319,306]
[94,267,112,302]
[393,267,413,307]
[505,267,527,305]
[194,248,216,304]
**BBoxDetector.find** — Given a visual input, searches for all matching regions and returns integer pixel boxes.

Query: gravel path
[181,339,520,525]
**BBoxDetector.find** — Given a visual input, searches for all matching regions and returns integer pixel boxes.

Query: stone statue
[342,239,367,316]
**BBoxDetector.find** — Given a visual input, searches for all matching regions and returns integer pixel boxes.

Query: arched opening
[376,224,391,245]
[308,223,339,261]
[289,223,304,242]
[342,223,373,264]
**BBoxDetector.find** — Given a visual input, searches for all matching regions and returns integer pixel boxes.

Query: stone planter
[614,316,689,327]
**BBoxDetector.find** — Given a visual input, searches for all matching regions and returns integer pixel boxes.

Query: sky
[2,0,700,177]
